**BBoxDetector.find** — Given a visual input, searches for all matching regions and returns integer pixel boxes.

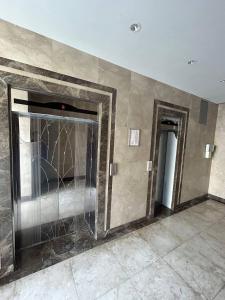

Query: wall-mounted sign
[128,129,140,146]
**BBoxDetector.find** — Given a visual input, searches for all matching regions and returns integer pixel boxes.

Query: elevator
[154,118,178,216]
[10,90,98,251]
[147,100,189,218]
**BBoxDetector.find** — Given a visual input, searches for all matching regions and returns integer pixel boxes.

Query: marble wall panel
[52,41,99,82]
[128,72,154,130]
[0,19,53,70]
[98,59,131,128]
[0,79,13,278]
[181,101,218,203]
[209,103,225,198]
[153,80,191,108]
[110,160,149,228]
[113,127,151,163]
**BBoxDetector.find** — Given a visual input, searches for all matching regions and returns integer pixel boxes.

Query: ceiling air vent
[199,100,208,125]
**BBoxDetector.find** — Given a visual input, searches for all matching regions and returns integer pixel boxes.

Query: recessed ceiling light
[130,23,141,32]
[219,79,225,83]
[188,59,198,65]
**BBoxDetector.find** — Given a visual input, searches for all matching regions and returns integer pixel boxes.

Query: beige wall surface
[0,19,218,229]
[209,103,225,198]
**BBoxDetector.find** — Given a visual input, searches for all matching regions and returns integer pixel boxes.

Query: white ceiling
[0,0,225,103]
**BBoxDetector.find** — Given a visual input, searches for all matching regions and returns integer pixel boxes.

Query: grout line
[162,258,208,300]
[212,282,225,300]
[161,212,225,259]
[69,243,131,300]
[68,259,81,300]
[95,233,160,299]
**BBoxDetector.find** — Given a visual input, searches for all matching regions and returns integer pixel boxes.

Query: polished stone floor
[1,200,225,299]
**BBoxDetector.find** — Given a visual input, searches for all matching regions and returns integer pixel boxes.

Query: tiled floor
[1,200,225,300]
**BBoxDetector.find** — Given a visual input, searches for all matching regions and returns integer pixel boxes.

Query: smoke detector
[188,59,198,65]
[130,23,142,32]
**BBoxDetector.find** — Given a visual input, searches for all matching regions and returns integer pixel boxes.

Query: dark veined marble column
[0,79,14,278]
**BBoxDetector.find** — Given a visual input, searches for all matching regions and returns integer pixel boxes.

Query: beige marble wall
[209,103,225,198]
[0,19,218,229]
[181,99,218,203]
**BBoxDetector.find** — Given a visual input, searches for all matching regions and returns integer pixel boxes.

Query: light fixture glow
[130,23,141,32]
[219,79,225,83]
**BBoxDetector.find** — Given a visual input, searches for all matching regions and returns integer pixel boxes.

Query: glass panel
[58,121,78,220]
[84,122,98,234]
[13,112,98,249]
[38,118,60,241]
[18,116,41,248]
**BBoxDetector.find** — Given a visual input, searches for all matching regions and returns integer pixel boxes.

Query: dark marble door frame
[146,100,189,217]
[0,57,116,278]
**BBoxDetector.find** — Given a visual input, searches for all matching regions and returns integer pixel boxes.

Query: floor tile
[197,200,225,215]
[199,231,225,259]
[70,245,128,300]
[97,280,141,300]
[0,281,16,300]
[177,209,213,231]
[105,232,159,276]
[136,221,181,257]
[160,212,199,242]
[203,218,225,243]
[129,259,203,300]
[164,234,225,299]
[13,260,78,300]
[188,202,225,224]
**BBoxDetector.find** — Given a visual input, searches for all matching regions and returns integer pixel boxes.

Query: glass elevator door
[12,112,98,249]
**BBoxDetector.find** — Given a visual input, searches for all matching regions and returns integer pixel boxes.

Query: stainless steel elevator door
[12,113,98,249]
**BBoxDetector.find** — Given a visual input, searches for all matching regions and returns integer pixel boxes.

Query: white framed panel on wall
[128,129,140,147]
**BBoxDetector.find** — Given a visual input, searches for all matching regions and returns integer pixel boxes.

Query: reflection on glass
[13,113,98,249]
